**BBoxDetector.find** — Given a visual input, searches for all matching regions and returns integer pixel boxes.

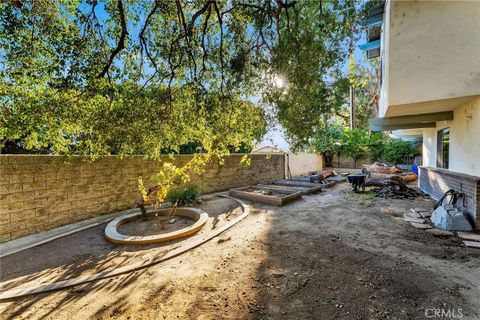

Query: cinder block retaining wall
[419,166,480,228]
[0,154,285,242]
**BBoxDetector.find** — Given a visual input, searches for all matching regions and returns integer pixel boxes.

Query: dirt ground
[1,183,479,320]
[118,215,195,237]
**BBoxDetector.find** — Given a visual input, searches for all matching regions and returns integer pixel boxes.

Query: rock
[168,218,176,224]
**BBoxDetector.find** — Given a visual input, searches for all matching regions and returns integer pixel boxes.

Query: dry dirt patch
[1,184,479,320]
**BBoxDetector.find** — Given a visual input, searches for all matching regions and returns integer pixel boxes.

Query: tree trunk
[0,139,7,154]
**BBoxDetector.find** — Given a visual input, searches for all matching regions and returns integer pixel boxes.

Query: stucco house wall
[380,0,480,117]
[422,97,480,177]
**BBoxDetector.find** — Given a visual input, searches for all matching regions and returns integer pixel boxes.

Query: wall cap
[419,166,480,182]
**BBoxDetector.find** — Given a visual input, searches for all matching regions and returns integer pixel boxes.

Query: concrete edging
[104,208,209,244]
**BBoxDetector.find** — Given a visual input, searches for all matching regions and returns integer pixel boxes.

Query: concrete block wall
[287,154,323,177]
[0,154,285,242]
[419,166,480,228]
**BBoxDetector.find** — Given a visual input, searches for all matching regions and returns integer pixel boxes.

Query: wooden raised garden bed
[229,186,302,206]
[255,184,322,194]
[273,179,335,189]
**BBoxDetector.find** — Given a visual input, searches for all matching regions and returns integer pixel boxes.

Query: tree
[368,131,387,162]
[339,128,370,167]
[310,125,343,167]
[260,0,358,150]
[1,0,360,155]
[348,56,381,129]
[0,0,361,212]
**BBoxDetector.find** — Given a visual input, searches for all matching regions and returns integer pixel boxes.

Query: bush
[165,184,200,206]
[384,139,419,165]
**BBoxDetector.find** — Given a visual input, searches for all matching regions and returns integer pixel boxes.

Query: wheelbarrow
[347,174,367,193]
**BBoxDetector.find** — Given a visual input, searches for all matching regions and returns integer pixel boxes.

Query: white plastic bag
[431,204,473,231]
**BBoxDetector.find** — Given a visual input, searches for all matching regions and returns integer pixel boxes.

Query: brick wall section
[419,166,480,228]
[0,154,285,242]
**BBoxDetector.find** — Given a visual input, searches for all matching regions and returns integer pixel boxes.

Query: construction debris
[405,206,478,247]
[363,162,402,174]
[363,162,418,184]
[457,232,480,242]
[409,222,432,229]
[426,229,454,237]
[411,208,432,218]
[404,217,426,224]
[430,190,474,231]
[365,180,424,199]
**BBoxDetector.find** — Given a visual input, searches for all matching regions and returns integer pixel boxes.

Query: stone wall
[419,166,480,228]
[0,154,285,242]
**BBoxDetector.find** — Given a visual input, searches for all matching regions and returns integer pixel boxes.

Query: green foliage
[339,128,370,166]
[310,125,343,167]
[165,184,200,207]
[262,0,358,149]
[0,1,272,156]
[384,139,419,165]
[311,126,375,167]
[368,132,387,161]
[0,0,362,206]
[349,57,381,130]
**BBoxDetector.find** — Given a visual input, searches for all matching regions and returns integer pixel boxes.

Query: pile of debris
[300,170,349,184]
[406,207,480,249]
[363,162,418,184]
[365,179,425,199]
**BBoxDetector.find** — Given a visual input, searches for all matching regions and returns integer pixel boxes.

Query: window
[437,128,449,169]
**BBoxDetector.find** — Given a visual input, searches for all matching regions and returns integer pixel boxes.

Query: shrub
[165,184,200,206]
[384,139,419,165]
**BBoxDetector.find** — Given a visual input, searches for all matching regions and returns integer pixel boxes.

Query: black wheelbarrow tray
[347,174,367,192]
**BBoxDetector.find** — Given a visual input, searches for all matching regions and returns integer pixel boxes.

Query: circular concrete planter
[105,208,209,245]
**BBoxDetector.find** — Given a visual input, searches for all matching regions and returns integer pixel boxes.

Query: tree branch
[97,0,128,79]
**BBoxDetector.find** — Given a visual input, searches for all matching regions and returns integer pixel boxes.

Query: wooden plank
[426,229,454,237]
[409,222,432,229]
[280,192,303,205]
[463,240,480,249]
[273,180,323,188]
[458,232,480,242]
[403,217,426,224]
[256,184,322,194]
[229,188,282,205]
